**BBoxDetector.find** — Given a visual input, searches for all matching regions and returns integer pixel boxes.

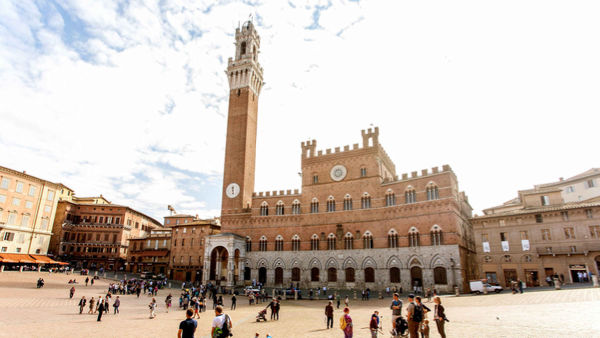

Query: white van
[469,280,503,294]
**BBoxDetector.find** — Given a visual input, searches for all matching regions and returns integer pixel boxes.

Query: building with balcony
[471,171,600,287]
[127,229,171,276]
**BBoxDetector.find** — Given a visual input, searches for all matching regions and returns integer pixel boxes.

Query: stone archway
[258,267,267,285]
[411,266,423,289]
[209,246,229,284]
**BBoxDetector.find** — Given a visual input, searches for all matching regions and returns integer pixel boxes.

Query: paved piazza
[0,272,599,337]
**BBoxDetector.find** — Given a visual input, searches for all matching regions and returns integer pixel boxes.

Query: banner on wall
[482,241,490,253]
[521,239,530,251]
[501,241,510,252]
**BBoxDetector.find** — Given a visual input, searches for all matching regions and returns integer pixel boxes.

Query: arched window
[385,189,396,206]
[292,199,301,214]
[430,225,443,246]
[240,41,246,55]
[345,267,355,282]
[361,193,371,209]
[360,167,367,177]
[390,267,401,283]
[427,183,439,200]
[275,235,284,251]
[344,232,354,250]
[311,234,320,251]
[326,196,336,212]
[259,236,267,251]
[311,267,320,282]
[328,267,337,282]
[310,198,319,213]
[343,194,353,210]
[364,267,375,283]
[260,202,269,216]
[433,267,447,284]
[292,234,300,251]
[363,231,373,249]
[292,267,301,281]
[327,233,336,250]
[408,227,420,247]
[388,229,399,248]
[245,236,252,252]
[275,201,285,215]
[405,187,416,204]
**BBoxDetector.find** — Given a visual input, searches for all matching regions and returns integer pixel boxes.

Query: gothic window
[364,267,375,283]
[292,200,301,214]
[385,189,396,206]
[313,175,318,184]
[311,234,320,250]
[292,267,301,281]
[430,225,443,246]
[390,267,401,283]
[310,198,319,213]
[259,236,267,251]
[246,236,252,252]
[311,267,320,282]
[240,41,246,55]
[388,229,399,248]
[327,233,336,250]
[292,234,300,251]
[345,267,355,282]
[275,201,285,215]
[328,268,337,282]
[361,193,371,209]
[405,187,416,204]
[343,194,353,210]
[326,196,336,212]
[344,232,354,250]
[433,267,447,284]
[426,183,439,200]
[275,235,284,251]
[360,167,367,177]
[363,231,373,249]
[260,202,269,216]
[408,227,420,247]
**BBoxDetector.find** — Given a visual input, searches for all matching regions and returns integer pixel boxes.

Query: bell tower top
[227,21,264,95]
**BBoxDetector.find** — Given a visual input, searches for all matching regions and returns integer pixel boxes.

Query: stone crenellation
[253,189,301,198]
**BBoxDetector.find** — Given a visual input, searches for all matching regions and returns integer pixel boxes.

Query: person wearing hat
[406,294,419,338]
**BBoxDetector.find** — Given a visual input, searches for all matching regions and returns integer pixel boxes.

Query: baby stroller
[391,316,409,337]
[256,308,268,322]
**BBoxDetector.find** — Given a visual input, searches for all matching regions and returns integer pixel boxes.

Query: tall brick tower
[221,21,263,215]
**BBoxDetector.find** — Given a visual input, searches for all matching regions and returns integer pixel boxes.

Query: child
[419,319,430,338]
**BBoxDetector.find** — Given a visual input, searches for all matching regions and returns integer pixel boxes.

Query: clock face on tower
[226,183,240,198]
[330,165,347,181]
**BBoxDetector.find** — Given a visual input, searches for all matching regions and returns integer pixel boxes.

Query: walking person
[178,309,197,338]
[193,297,201,319]
[165,294,172,313]
[231,294,236,310]
[97,300,105,322]
[336,294,341,309]
[341,307,353,338]
[390,293,403,336]
[370,311,380,338]
[69,286,76,299]
[433,297,447,338]
[268,298,277,320]
[85,277,89,286]
[211,305,232,338]
[78,296,86,314]
[344,295,349,308]
[274,299,280,320]
[149,298,157,319]
[325,301,334,329]
[88,297,95,314]
[113,296,120,314]
[406,294,421,338]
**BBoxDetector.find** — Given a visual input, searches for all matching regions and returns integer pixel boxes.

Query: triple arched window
[260,202,269,216]
[245,236,252,252]
[385,189,396,206]
[426,184,439,200]
[405,187,416,204]
[408,227,420,247]
[343,194,353,210]
[259,236,267,251]
[291,234,300,251]
[310,198,319,213]
[275,235,284,251]
[326,196,336,212]
[327,233,336,250]
[363,231,373,249]
[311,234,320,250]
[431,225,443,245]
[291,200,301,214]
[388,229,399,248]
[344,232,354,250]
[361,193,371,209]
[275,201,284,215]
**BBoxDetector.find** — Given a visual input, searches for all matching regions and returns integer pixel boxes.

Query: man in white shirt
[211,305,231,338]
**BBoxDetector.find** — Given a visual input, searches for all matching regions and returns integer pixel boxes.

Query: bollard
[353,290,357,300]
[38,266,41,272]
[169,282,172,289]
[553,278,561,290]
[592,275,599,288]
[20,266,24,272]
[454,286,459,297]
[379,290,383,299]
[294,289,298,300]
[483,285,488,295]
[272,289,275,299]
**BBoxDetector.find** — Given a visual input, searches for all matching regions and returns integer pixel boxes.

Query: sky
[1,0,599,222]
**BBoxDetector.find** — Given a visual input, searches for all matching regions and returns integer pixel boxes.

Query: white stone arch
[272,257,286,269]
[343,257,358,269]
[311,197,319,203]
[361,256,378,269]
[292,199,300,205]
[276,200,284,205]
[344,194,351,199]
[290,258,302,268]
[430,224,442,231]
[311,233,319,239]
[408,226,419,233]
[363,230,373,237]
[426,180,438,187]
[407,255,423,268]
[292,234,300,240]
[261,201,268,206]
[260,235,267,241]
[308,257,322,269]
[275,235,283,241]
[328,233,336,239]
[386,188,394,194]
[405,185,415,191]
[386,255,403,269]
[344,232,354,238]
[429,254,448,269]
[362,191,370,197]
[388,228,398,235]
[256,257,269,269]
[327,195,335,201]
[325,257,338,269]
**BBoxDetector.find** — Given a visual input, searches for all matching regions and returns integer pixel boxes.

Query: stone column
[592,274,599,288]
[215,258,221,282]
[227,257,234,288]
[203,259,210,284]
[400,268,410,294]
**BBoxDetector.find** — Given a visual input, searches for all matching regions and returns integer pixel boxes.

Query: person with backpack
[340,307,353,338]
[390,292,403,335]
[406,294,420,338]
[212,305,232,338]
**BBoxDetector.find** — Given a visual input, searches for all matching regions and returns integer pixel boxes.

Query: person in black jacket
[433,297,448,338]
[97,300,105,322]
[78,296,86,314]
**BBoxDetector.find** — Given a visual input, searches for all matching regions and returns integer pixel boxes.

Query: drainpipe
[27,182,46,254]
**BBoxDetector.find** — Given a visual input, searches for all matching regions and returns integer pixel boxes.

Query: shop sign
[569,264,586,270]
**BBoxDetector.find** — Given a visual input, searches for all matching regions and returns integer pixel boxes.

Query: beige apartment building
[127,229,172,276]
[472,170,600,287]
[0,166,61,256]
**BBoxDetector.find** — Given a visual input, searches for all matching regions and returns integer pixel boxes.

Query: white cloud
[0,0,599,223]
